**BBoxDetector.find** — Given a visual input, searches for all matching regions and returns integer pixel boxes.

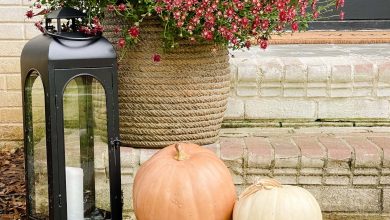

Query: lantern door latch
[110,137,120,149]
[58,194,62,207]
[110,137,120,166]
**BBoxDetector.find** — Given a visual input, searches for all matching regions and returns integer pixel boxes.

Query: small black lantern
[20,8,121,220]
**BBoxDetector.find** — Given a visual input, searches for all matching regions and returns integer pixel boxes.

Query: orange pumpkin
[133,143,237,220]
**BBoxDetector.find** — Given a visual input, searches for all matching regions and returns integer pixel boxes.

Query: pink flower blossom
[107,4,115,12]
[340,10,345,20]
[128,26,140,38]
[25,10,34,19]
[118,3,126,12]
[153,54,161,62]
[291,22,299,32]
[118,38,126,48]
[259,38,268,49]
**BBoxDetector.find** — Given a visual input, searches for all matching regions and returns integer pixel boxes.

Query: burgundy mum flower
[340,10,345,20]
[26,0,346,51]
[313,11,320,19]
[258,38,268,49]
[107,4,115,12]
[34,21,44,33]
[128,26,140,38]
[94,24,104,33]
[25,10,34,19]
[152,54,161,62]
[245,41,251,49]
[291,22,299,32]
[118,3,126,12]
[118,38,126,48]
[336,0,345,9]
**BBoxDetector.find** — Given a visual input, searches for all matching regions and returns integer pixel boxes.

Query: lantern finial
[45,7,86,34]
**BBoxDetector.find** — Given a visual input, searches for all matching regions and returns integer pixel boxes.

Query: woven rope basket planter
[104,16,230,148]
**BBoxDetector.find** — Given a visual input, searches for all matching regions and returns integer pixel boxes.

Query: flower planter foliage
[27,0,345,55]
[25,0,344,147]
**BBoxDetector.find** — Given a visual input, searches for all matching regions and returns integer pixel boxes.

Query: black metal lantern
[20,7,121,220]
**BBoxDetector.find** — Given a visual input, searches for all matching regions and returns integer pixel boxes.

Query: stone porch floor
[121,127,390,219]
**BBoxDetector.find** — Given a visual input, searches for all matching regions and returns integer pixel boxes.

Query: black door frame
[310,0,390,30]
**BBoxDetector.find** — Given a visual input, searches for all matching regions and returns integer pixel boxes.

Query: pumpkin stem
[174,143,189,161]
[238,178,282,200]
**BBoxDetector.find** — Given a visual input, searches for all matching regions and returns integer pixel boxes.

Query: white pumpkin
[233,178,322,220]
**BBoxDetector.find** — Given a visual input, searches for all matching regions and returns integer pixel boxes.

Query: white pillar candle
[66,167,84,220]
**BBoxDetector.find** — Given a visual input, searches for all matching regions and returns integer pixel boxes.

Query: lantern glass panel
[62,75,111,219]
[24,71,49,219]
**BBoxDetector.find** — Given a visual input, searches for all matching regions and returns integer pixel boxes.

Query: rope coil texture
[104,16,230,148]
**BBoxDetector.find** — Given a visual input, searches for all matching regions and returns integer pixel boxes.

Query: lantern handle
[43,7,99,41]
[45,31,102,41]
[40,21,101,41]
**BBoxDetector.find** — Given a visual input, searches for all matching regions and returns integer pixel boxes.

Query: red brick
[331,65,352,83]
[203,143,219,156]
[293,137,326,158]
[378,61,390,83]
[220,137,245,161]
[368,137,390,168]
[318,137,352,161]
[245,137,273,168]
[354,63,374,78]
[293,137,326,168]
[344,137,381,168]
[220,137,245,184]
[269,138,300,168]
[354,63,374,72]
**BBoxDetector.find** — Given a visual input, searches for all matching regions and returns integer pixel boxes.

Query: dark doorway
[310,0,390,30]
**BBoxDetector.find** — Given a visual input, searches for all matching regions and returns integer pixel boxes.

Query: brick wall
[0,0,40,149]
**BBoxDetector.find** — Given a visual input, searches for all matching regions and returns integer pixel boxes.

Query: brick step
[323,213,390,220]
[119,127,390,218]
[226,44,390,121]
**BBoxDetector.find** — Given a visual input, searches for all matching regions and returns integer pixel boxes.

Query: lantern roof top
[21,34,116,75]
[46,7,86,19]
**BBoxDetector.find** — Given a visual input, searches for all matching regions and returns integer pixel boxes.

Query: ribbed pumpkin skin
[133,143,236,220]
[233,184,322,220]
